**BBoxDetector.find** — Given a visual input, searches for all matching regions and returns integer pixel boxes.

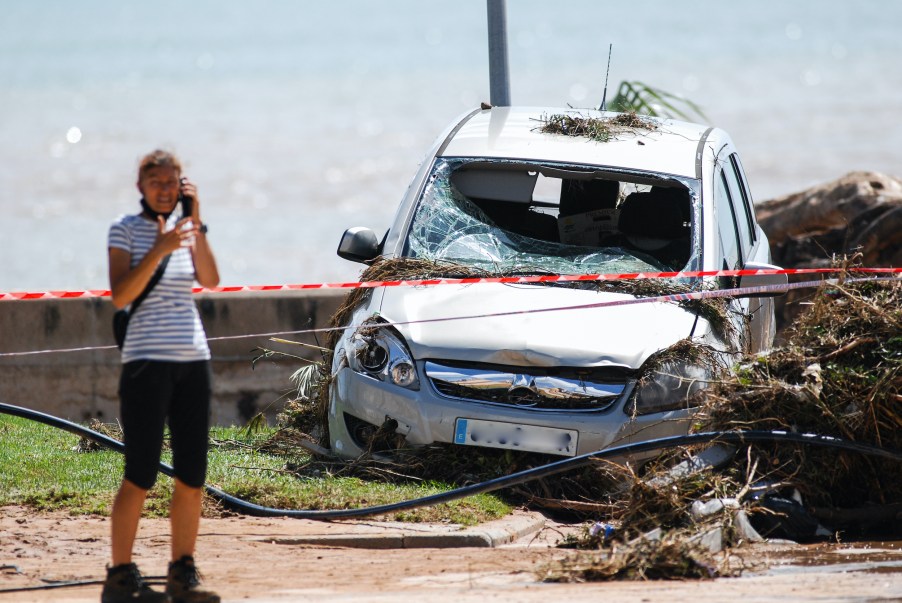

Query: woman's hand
[156,215,197,252]
[180,177,201,223]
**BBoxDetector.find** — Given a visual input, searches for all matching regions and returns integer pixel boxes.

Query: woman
[103,150,220,603]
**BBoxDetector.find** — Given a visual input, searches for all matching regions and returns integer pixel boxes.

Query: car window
[722,166,752,259]
[404,159,684,275]
[724,155,755,249]
[728,154,757,245]
[715,170,742,269]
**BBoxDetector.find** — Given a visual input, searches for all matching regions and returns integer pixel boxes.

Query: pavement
[233,509,560,549]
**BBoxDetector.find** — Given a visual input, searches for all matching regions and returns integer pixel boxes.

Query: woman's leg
[113,360,169,565]
[170,478,203,559]
[110,479,149,565]
[168,360,212,560]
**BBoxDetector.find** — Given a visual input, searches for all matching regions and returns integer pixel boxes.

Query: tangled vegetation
[698,278,902,512]
[271,257,901,581]
[540,534,735,582]
[538,111,658,142]
[540,276,901,582]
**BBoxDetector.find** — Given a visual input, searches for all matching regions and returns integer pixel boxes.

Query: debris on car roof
[538,110,658,142]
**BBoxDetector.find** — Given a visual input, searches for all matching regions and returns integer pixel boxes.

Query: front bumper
[327,362,692,460]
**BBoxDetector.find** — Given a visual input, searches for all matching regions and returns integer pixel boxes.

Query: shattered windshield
[404,158,692,275]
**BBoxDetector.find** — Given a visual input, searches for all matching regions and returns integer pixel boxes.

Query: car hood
[375,283,706,369]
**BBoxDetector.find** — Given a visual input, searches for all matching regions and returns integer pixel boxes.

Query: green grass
[0,416,510,525]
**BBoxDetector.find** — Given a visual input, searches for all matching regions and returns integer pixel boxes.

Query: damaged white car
[328,106,785,461]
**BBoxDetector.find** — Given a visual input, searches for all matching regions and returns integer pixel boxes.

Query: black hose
[0,580,103,595]
[2,400,901,520]
[0,577,166,595]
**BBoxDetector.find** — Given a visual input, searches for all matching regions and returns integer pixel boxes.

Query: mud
[1,507,901,602]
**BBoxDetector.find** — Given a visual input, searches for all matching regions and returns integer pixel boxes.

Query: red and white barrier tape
[1,275,898,358]
[2,267,900,301]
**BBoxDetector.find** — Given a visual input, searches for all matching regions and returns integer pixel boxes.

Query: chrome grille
[425,361,626,412]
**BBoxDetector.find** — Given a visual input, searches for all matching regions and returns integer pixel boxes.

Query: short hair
[137,149,182,182]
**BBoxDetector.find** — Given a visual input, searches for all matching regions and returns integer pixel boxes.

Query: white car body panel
[378,283,706,369]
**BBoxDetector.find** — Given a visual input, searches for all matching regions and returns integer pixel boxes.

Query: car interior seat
[650,185,693,226]
[478,200,560,242]
[558,179,620,217]
[556,178,621,246]
[617,187,692,269]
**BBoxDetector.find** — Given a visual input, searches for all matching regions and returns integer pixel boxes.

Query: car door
[715,147,775,352]
[726,153,778,350]
[713,152,752,351]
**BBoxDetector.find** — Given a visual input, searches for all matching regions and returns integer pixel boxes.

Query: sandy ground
[2,506,902,603]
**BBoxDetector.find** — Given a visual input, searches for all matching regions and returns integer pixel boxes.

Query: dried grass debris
[540,532,735,582]
[75,419,123,453]
[697,279,902,509]
[537,111,658,142]
[539,276,902,578]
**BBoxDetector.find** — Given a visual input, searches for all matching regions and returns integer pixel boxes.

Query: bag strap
[129,254,171,315]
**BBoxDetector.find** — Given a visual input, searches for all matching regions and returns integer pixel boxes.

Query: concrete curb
[249,511,548,549]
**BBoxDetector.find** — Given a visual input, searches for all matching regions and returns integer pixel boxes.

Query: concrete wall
[0,290,347,426]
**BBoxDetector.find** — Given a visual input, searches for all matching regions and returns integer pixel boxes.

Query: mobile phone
[178,184,196,247]
[179,194,193,218]
[179,179,193,218]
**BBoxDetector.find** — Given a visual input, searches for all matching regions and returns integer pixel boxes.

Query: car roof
[438,106,721,179]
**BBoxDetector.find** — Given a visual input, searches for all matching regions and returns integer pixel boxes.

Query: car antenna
[599,43,613,111]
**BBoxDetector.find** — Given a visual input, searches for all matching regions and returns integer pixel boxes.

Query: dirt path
[2,506,901,602]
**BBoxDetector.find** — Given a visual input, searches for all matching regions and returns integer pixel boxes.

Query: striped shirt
[108,214,211,363]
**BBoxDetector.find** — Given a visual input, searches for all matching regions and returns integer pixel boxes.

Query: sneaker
[166,556,220,603]
[101,563,170,603]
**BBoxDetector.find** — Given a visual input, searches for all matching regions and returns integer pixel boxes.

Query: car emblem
[508,374,539,405]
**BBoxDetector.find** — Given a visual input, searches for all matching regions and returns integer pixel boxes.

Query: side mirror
[337,227,380,263]
[737,261,788,298]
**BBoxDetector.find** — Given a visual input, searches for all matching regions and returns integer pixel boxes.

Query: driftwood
[755,171,902,333]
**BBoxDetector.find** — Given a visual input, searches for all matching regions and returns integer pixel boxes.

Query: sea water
[1,0,900,292]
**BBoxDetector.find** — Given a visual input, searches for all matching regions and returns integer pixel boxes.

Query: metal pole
[486,0,511,106]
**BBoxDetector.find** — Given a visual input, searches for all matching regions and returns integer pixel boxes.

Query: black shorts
[119,360,212,490]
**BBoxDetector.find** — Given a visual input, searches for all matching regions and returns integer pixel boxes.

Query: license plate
[453,418,578,457]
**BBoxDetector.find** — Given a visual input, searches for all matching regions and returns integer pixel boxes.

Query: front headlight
[627,361,709,415]
[346,325,420,390]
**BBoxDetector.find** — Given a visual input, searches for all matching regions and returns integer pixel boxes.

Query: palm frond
[608,81,707,122]
[289,362,325,402]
